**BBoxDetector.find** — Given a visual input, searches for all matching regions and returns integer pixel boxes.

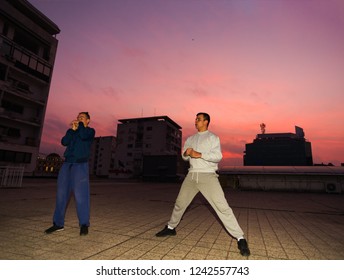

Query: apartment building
[0,0,60,174]
[244,126,313,166]
[89,136,117,177]
[113,116,182,178]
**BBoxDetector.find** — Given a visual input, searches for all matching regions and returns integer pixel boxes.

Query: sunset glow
[29,0,344,166]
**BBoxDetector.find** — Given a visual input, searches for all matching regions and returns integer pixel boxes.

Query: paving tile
[184,251,206,260]
[162,254,183,260]
[1,178,343,260]
[138,252,165,260]
[115,249,147,260]
[207,248,228,258]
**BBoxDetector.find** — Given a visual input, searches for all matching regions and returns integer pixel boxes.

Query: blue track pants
[53,162,90,227]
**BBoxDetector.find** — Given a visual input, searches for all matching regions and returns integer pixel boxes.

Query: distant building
[35,152,63,177]
[244,126,313,166]
[142,154,188,182]
[112,116,182,178]
[0,0,60,175]
[219,166,343,193]
[89,136,116,177]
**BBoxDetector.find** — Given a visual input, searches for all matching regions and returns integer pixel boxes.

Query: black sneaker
[44,224,64,234]
[80,225,88,236]
[155,225,176,237]
[237,239,250,256]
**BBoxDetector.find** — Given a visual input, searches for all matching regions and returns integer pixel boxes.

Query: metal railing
[0,166,24,188]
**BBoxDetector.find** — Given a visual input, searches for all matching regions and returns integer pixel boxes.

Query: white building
[0,0,60,174]
[90,136,116,177]
[112,116,182,178]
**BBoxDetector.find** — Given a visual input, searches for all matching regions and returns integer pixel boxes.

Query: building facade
[0,0,60,174]
[113,116,182,178]
[89,136,116,177]
[244,126,313,166]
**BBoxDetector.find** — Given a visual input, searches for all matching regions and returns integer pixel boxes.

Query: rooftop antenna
[260,123,266,134]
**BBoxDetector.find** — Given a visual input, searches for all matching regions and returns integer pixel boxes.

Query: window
[1,99,24,114]
[1,41,11,56]
[17,81,30,92]
[43,66,51,76]
[29,57,37,70]
[43,46,50,61]
[0,150,31,163]
[21,53,30,65]
[37,61,44,73]
[2,22,9,36]
[13,28,39,55]
[0,63,7,80]
[0,125,21,138]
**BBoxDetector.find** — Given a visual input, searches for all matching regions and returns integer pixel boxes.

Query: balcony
[0,35,52,83]
[3,80,46,106]
[0,109,41,127]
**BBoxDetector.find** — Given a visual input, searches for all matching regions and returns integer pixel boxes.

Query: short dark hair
[197,112,210,126]
[79,112,90,119]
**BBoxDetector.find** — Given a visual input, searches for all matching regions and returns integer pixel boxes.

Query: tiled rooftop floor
[0,178,343,260]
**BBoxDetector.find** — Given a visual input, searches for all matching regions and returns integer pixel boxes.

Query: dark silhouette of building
[142,154,189,182]
[244,126,313,166]
[0,0,60,175]
[112,116,182,178]
[89,136,116,177]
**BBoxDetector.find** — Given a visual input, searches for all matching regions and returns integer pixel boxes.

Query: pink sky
[30,0,344,166]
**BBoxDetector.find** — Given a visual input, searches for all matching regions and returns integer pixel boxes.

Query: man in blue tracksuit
[45,112,95,236]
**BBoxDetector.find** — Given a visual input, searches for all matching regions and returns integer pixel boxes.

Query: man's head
[195,112,210,131]
[77,112,90,127]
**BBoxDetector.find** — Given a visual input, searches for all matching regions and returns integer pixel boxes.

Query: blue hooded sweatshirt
[61,122,95,163]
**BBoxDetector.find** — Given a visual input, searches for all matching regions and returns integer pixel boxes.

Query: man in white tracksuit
[156,112,250,256]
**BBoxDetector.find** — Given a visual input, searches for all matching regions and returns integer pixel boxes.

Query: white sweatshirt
[182,130,223,173]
